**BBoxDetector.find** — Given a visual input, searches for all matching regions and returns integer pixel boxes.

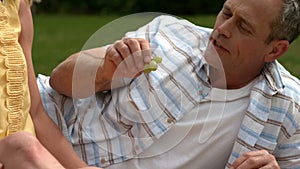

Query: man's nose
[216,20,232,39]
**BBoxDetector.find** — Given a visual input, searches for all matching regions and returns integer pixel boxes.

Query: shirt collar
[260,60,285,94]
[197,57,285,94]
[196,55,210,84]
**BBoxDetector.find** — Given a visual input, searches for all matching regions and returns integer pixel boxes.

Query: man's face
[206,0,282,86]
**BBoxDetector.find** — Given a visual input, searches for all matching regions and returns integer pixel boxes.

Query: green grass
[32,14,300,78]
[32,14,118,75]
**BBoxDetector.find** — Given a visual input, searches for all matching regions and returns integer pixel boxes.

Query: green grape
[153,55,162,64]
[143,64,151,73]
[148,60,158,70]
[144,55,162,73]
[144,69,152,73]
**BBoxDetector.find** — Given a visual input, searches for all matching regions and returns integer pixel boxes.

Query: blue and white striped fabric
[38,15,300,168]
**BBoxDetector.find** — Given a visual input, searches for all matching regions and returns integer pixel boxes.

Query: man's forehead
[223,0,257,25]
[221,0,283,39]
[223,0,281,24]
[224,0,282,13]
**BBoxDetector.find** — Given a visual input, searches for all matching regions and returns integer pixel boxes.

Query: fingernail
[144,56,151,63]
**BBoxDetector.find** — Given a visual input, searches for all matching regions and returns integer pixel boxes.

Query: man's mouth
[212,39,229,53]
[213,40,228,51]
[214,40,221,48]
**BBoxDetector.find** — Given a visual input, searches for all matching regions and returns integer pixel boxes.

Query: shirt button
[101,158,106,164]
[167,118,173,124]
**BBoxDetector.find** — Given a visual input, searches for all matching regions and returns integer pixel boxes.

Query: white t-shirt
[107,79,257,169]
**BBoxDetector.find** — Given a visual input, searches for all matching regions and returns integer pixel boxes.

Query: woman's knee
[0,132,42,160]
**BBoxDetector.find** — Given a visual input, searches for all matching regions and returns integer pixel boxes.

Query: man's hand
[101,37,152,81]
[230,150,279,169]
[50,37,153,97]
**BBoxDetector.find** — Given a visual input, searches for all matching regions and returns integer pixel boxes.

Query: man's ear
[264,40,289,63]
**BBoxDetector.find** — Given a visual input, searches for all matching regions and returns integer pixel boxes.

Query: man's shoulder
[277,62,300,96]
[259,62,300,133]
[273,62,300,124]
[257,61,300,111]
[150,15,213,33]
[263,61,300,97]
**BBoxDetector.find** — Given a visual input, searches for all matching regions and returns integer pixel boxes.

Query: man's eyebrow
[239,15,256,33]
[223,3,256,33]
[223,4,231,11]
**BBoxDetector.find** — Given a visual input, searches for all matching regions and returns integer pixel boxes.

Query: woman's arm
[18,0,97,168]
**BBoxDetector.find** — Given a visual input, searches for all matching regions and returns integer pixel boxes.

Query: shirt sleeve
[274,131,300,168]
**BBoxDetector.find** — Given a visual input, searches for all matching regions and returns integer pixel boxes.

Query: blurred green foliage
[33,0,225,15]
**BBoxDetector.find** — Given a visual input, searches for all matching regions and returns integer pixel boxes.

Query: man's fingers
[113,40,131,70]
[114,40,131,60]
[122,38,144,71]
[232,150,269,166]
[137,38,152,63]
[231,150,279,169]
[123,38,141,54]
[106,38,153,78]
[232,155,268,169]
[107,46,123,66]
[123,38,152,71]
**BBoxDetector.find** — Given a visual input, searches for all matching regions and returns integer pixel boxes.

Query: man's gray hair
[267,0,300,44]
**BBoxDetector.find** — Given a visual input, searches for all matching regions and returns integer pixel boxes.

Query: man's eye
[239,23,251,34]
[222,11,232,18]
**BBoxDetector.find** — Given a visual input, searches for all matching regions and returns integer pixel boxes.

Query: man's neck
[209,66,260,89]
